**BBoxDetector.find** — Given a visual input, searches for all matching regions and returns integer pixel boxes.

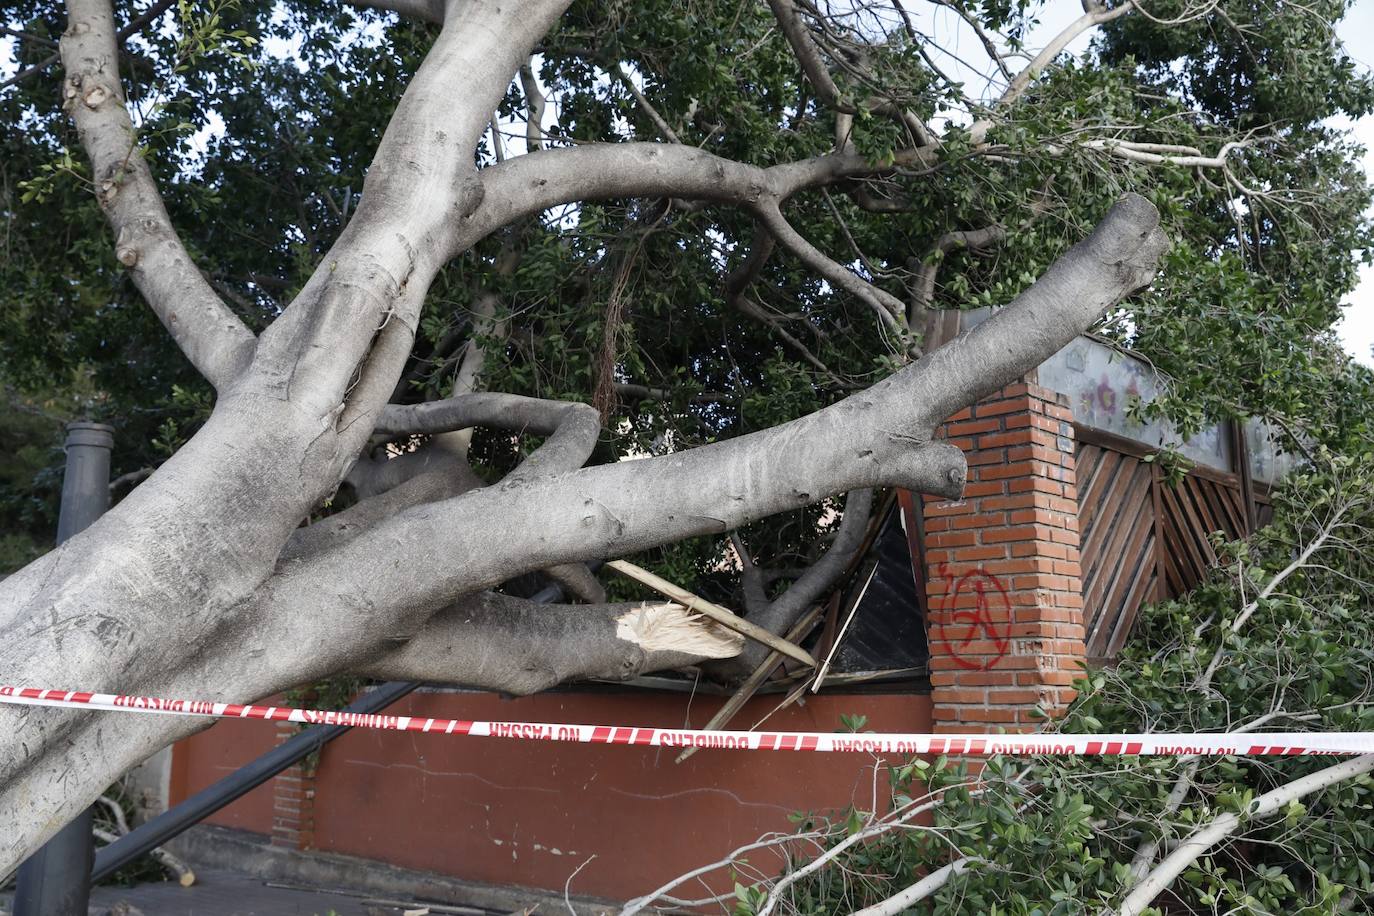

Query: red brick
[981,460,1051,481]
[981,493,1038,511]
[955,707,1021,723]
[975,398,1030,418]
[1013,574,1073,591]
[946,417,1003,436]
[983,525,1054,544]
[928,531,977,548]
[980,558,1049,576]
[961,480,1006,497]
[926,500,976,517]
[948,545,1009,562]
[967,449,1009,467]
[941,671,1016,686]
[1044,403,1074,421]
[949,512,1007,530]
[979,430,1034,449]
[1008,478,1065,496]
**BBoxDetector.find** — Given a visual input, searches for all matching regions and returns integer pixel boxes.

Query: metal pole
[92,680,421,882]
[14,421,114,916]
[93,578,572,882]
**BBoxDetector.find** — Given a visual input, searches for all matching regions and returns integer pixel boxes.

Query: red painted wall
[172,688,931,901]
[169,714,278,835]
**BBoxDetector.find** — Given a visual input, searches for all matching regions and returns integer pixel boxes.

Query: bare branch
[60,0,255,390]
[759,488,872,634]
[356,592,742,693]
[468,142,939,249]
[725,227,854,387]
[610,62,681,143]
[755,202,910,340]
[1116,754,1374,916]
[376,391,601,479]
[283,456,484,562]
[766,0,932,146]
[344,0,443,24]
[519,61,545,151]
[969,2,1136,145]
[909,223,1009,323]
[254,0,575,443]
[542,563,607,603]
[852,857,983,916]
[718,488,873,680]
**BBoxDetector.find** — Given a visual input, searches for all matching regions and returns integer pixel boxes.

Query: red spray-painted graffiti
[930,563,1011,670]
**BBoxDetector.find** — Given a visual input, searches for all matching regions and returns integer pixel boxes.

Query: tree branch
[909,223,1009,324]
[251,0,575,452]
[376,391,601,480]
[717,488,873,680]
[1116,754,1374,916]
[766,0,931,146]
[969,2,1136,145]
[518,61,545,151]
[251,195,1166,690]
[344,0,444,24]
[610,62,681,143]
[60,0,255,390]
[755,203,909,340]
[852,857,983,916]
[725,226,853,387]
[355,591,742,693]
[467,142,939,252]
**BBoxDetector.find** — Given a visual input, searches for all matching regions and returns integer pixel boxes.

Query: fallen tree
[0,0,1369,885]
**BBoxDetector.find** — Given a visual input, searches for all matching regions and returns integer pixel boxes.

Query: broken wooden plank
[675,605,824,764]
[605,559,816,667]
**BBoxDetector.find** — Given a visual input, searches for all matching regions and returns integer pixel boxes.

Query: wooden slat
[1084,474,1152,632]
[1076,444,1117,534]
[1158,483,1210,588]
[1074,424,1278,661]
[1091,494,1156,658]
[1081,452,1137,593]
[1201,478,1244,537]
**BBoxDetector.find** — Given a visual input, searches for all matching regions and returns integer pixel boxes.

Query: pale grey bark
[356,592,741,692]
[60,0,255,390]
[715,488,874,682]
[1116,754,1374,916]
[0,0,1167,872]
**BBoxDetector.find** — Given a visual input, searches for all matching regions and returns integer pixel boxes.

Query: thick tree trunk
[0,0,1170,873]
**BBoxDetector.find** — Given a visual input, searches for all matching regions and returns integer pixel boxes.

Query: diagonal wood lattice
[1077,431,1271,662]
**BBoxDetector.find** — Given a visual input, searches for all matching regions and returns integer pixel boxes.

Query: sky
[1332,3,1374,365]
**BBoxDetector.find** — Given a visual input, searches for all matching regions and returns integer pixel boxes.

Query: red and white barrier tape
[2,685,1371,756]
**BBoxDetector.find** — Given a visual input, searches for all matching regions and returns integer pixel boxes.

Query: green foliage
[753,453,1374,914]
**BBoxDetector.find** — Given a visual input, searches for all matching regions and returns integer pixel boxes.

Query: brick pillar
[271,717,317,849]
[922,382,1086,732]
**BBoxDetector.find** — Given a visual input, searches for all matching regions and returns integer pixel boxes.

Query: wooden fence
[1076,425,1271,663]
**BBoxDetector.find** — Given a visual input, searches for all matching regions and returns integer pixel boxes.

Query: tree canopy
[4,0,1372,579]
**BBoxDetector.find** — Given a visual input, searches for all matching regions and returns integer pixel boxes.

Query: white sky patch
[1334,2,1374,366]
